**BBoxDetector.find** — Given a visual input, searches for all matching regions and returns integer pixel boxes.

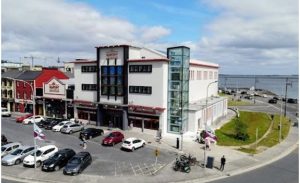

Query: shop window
[110,86,115,95]
[117,86,123,96]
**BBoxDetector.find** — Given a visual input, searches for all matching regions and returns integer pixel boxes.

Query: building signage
[49,82,59,93]
[106,50,118,60]
[44,78,65,98]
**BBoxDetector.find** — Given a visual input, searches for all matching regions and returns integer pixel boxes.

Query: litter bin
[176,138,179,149]
[206,156,214,169]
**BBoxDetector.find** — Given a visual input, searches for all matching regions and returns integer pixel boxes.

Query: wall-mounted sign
[49,82,59,93]
[106,50,118,60]
[44,78,65,97]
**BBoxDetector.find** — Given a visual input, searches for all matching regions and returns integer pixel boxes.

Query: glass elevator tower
[167,46,190,133]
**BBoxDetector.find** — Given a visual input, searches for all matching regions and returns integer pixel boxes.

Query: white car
[121,137,146,151]
[23,145,58,167]
[22,115,45,125]
[52,121,73,132]
[2,108,11,117]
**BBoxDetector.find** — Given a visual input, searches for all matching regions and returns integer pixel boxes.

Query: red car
[16,113,33,123]
[102,131,124,146]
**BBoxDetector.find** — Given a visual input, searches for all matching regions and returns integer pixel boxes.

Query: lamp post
[6,77,36,168]
[204,80,218,168]
[284,78,292,117]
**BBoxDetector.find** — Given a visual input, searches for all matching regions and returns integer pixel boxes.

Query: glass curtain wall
[167,46,190,133]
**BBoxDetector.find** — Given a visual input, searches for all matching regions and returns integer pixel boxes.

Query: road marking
[130,161,136,176]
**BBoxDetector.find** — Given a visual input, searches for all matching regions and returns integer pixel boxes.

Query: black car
[287,98,298,104]
[268,99,277,104]
[79,128,104,140]
[42,148,76,172]
[37,118,55,128]
[63,152,92,175]
[44,119,62,130]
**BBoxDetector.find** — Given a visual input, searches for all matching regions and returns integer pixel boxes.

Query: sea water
[219,75,299,99]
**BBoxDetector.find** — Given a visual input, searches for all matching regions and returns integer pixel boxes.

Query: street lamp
[5,77,37,168]
[284,78,292,117]
[204,80,218,168]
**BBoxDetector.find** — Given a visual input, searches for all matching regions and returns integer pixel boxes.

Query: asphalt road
[1,117,175,178]
[209,148,299,183]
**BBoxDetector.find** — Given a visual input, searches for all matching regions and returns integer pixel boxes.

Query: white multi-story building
[72,45,227,136]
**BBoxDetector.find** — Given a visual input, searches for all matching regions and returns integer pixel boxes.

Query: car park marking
[130,161,137,176]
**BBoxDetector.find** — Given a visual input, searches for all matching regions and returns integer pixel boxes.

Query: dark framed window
[100,66,123,97]
[129,86,152,94]
[82,84,97,91]
[129,65,152,73]
[81,66,97,72]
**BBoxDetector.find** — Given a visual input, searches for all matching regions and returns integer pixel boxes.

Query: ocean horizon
[219,74,299,99]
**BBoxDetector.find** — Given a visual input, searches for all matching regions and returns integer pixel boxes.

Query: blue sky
[2,0,299,74]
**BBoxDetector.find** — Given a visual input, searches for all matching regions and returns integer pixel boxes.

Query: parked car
[244,95,253,100]
[44,119,62,130]
[287,98,298,104]
[268,99,277,104]
[63,152,92,175]
[16,113,33,123]
[22,115,45,125]
[42,148,76,172]
[1,142,22,158]
[102,131,124,146]
[23,145,58,167]
[61,123,84,134]
[273,96,280,100]
[52,121,73,132]
[2,135,8,146]
[121,137,146,151]
[2,146,35,166]
[2,108,11,117]
[37,117,55,128]
[79,128,104,140]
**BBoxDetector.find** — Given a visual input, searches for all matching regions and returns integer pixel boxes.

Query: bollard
[176,138,179,149]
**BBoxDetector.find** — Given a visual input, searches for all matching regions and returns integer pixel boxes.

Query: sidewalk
[4,111,299,183]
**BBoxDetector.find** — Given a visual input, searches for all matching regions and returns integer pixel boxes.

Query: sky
[1,0,299,74]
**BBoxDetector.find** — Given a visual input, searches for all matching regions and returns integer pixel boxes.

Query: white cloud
[195,0,299,74]
[2,0,170,64]
[140,26,171,42]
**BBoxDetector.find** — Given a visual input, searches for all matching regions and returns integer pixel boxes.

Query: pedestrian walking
[220,155,226,171]
[79,134,87,149]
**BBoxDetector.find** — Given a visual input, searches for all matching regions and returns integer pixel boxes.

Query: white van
[2,108,11,117]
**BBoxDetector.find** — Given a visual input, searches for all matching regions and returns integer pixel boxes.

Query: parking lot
[1,117,175,177]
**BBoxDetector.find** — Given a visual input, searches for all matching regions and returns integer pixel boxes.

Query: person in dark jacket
[220,155,226,171]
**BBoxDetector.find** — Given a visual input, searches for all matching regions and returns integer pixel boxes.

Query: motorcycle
[180,154,199,166]
[173,157,191,173]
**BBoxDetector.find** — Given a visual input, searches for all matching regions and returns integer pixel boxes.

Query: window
[209,71,213,79]
[129,86,152,94]
[17,92,20,99]
[214,71,218,79]
[17,82,19,87]
[101,66,123,97]
[204,71,208,80]
[129,65,152,73]
[24,93,27,99]
[82,84,97,91]
[81,66,97,72]
[199,71,202,80]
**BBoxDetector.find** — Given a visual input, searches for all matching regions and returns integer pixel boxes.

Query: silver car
[2,146,35,165]
[61,123,84,134]
[1,142,21,158]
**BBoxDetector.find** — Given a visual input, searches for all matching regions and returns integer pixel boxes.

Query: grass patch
[258,115,290,147]
[216,111,271,146]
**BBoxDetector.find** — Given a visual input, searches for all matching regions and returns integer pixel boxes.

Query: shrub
[234,117,249,141]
